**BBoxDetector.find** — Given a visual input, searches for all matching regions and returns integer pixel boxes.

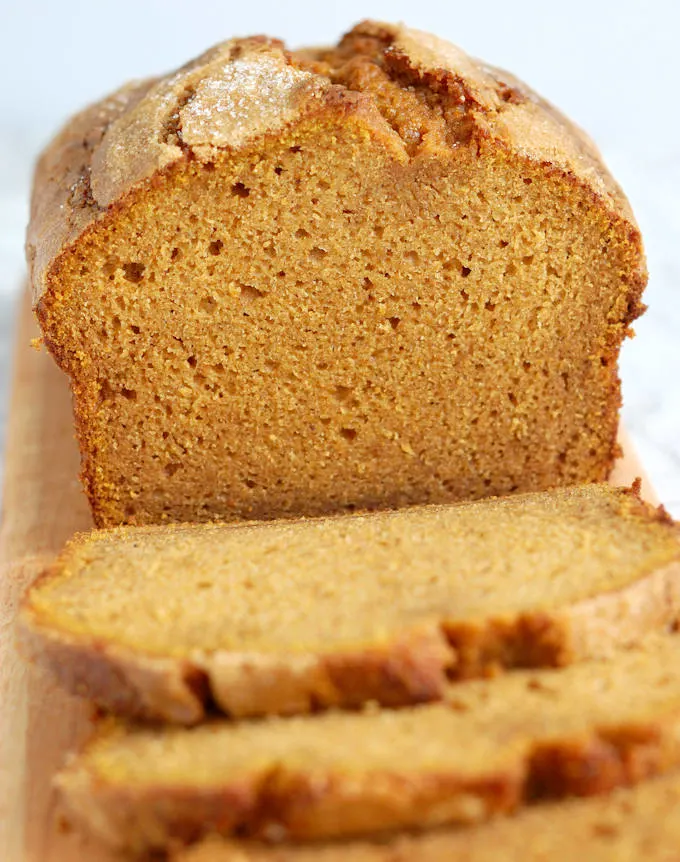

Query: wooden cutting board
[0,290,659,862]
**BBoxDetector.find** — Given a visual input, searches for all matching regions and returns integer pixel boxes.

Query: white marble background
[1,0,679,511]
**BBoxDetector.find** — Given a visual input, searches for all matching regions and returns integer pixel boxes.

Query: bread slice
[171,772,680,861]
[56,634,680,852]
[20,485,680,723]
[27,21,646,527]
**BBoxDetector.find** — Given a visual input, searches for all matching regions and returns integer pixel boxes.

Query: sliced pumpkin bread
[171,771,680,861]
[57,633,680,852]
[20,484,680,722]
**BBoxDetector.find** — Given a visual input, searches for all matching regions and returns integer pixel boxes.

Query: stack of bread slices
[19,484,680,860]
[21,19,680,862]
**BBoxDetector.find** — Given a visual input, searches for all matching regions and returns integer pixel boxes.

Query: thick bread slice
[172,772,680,861]
[19,484,680,723]
[57,634,680,852]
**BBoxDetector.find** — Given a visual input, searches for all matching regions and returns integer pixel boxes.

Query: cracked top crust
[27,20,639,305]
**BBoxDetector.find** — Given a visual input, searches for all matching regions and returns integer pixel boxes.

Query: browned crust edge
[55,710,680,852]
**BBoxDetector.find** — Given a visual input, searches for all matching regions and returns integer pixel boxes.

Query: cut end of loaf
[30,21,647,526]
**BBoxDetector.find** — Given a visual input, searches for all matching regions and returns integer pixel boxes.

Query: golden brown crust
[18,608,453,722]
[54,639,680,852]
[169,772,680,861]
[27,39,332,307]
[58,762,521,853]
[28,21,644,308]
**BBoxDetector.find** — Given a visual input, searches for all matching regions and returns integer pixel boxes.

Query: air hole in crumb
[130,325,141,334]
[600,356,609,367]
[274,166,283,176]
[523,177,533,185]
[558,451,567,464]
[523,361,532,371]
[499,239,509,248]
[362,277,373,289]
[318,178,331,191]
[447,333,456,340]
[200,296,218,313]
[460,289,469,303]
[289,145,301,153]
[231,182,250,198]
[187,356,197,368]
[485,300,496,311]
[483,478,492,487]
[310,246,327,260]
[405,250,419,264]
[204,161,215,172]
[522,255,534,266]
[295,228,310,240]
[505,262,517,277]
[388,317,401,330]
[461,266,471,278]
[208,240,223,256]
[162,431,169,440]
[277,270,286,278]
[123,262,145,283]
[374,225,385,239]
[508,392,518,406]
[240,284,265,302]
[112,316,121,331]
[103,257,119,278]
[164,463,181,478]
[340,427,357,442]
[334,385,352,402]
[121,387,137,401]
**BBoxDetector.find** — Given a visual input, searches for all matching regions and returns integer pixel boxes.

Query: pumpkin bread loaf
[27,21,647,526]
[56,633,680,852]
[172,771,680,862]
[20,485,680,723]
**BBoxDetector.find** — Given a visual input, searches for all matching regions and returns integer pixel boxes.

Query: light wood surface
[0,291,658,862]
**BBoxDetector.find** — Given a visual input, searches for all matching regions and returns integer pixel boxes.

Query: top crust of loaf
[27,20,644,307]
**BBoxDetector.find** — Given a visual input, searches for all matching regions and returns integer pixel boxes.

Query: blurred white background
[0,0,678,505]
